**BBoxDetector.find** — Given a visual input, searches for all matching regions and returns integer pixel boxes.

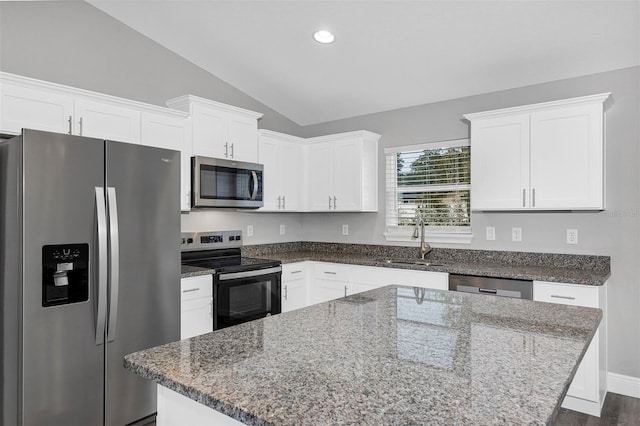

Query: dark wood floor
[554,393,640,425]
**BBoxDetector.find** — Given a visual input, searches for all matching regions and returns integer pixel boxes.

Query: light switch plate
[342,224,349,235]
[247,225,254,237]
[279,224,286,235]
[567,229,578,244]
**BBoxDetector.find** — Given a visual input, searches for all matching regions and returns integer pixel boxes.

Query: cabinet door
[282,263,307,311]
[227,114,258,162]
[307,142,334,211]
[0,83,74,135]
[280,140,302,211]
[258,135,282,211]
[470,114,530,210]
[74,98,141,143]
[191,105,226,158]
[311,279,348,304]
[333,139,362,211]
[141,112,192,211]
[530,104,603,210]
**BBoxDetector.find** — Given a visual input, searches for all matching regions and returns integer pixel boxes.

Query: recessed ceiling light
[313,30,335,44]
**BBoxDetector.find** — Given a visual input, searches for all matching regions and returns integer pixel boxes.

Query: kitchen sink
[374,258,445,267]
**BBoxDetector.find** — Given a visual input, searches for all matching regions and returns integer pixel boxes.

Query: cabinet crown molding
[306,130,381,144]
[0,71,189,118]
[463,93,611,121]
[258,129,305,143]
[166,94,263,120]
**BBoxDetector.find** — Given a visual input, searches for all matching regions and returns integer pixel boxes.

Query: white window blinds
[385,139,471,234]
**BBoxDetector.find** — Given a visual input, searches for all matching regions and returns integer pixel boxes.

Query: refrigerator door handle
[95,187,108,346]
[106,187,120,342]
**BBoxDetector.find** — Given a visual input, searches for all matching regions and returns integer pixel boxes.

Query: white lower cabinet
[180,275,213,339]
[533,280,607,417]
[310,262,351,305]
[306,262,449,305]
[281,263,308,312]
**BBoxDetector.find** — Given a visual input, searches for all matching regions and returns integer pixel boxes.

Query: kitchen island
[125,286,602,425]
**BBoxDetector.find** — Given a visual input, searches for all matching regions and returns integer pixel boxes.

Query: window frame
[383,138,473,244]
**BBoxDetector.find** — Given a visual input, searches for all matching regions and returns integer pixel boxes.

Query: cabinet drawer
[533,281,598,308]
[282,263,306,280]
[181,275,213,301]
[311,262,351,282]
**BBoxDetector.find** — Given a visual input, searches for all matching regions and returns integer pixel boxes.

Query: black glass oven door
[214,268,281,330]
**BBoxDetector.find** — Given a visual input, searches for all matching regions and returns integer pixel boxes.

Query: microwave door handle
[250,171,258,200]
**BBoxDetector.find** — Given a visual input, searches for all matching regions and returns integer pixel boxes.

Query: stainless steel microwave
[191,156,263,208]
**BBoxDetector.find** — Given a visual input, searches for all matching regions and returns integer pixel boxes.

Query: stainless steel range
[181,231,281,330]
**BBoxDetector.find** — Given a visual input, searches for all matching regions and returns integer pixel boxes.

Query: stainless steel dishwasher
[448,274,533,299]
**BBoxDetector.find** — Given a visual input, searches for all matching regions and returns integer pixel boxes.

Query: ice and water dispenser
[42,244,89,307]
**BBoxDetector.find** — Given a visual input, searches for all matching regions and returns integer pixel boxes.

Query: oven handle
[218,266,282,281]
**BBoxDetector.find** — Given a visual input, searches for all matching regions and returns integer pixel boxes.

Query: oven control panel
[181,230,242,251]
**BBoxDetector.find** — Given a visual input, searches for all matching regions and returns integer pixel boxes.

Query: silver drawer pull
[291,270,303,274]
[324,271,337,275]
[551,294,575,300]
[182,288,200,293]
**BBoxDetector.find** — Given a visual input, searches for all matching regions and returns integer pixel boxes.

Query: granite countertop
[125,286,602,425]
[181,264,215,278]
[247,249,610,286]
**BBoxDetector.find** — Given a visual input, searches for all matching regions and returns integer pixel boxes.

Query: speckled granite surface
[241,243,610,285]
[125,286,602,425]
[181,264,214,278]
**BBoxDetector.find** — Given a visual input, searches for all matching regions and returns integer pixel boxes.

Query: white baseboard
[608,372,640,398]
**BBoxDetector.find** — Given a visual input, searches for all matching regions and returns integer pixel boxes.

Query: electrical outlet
[247,225,254,237]
[279,224,286,235]
[512,227,522,242]
[342,224,349,236]
[567,229,578,245]
[486,226,495,241]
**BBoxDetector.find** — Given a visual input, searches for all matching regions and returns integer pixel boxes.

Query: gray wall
[302,67,640,379]
[1,1,638,379]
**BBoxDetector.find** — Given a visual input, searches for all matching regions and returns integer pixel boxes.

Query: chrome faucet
[412,218,432,259]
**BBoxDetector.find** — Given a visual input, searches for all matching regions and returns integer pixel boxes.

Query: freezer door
[104,141,180,425]
[21,130,105,425]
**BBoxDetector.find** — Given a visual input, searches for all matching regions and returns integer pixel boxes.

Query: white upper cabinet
[0,73,141,144]
[258,129,304,211]
[306,131,380,212]
[464,93,610,211]
[0,77,74,135]
[140,110,192,211]
[166,95,263,163]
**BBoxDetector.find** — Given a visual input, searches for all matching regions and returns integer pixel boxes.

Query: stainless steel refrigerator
[1,129,181,425]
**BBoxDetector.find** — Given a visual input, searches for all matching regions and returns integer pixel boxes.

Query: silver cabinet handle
[182,288,200,293]
[344,285,347,297]
[277,196,282,209]
[94,187,108,346]
[230,143,234,158]
[329,196,332,209]
[284,285,288,300]
[68,115,73,135]
[323,271,337,275]
[282,196,286,210]
[532,188,536,207]
[78,117,83,136]
[334,196,337,210]
[224,142,228,158]
[209,297,213,318]
[551,294,575,300]
[523,189,526,207]
[291,270,303,274]
[106,187,119,343]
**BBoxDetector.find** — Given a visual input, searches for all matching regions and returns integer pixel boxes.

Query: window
[384,139,472,243]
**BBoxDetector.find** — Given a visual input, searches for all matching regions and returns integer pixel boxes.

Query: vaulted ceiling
[88,0,639,126]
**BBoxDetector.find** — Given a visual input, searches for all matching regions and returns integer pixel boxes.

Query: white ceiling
[88,0,639,126]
